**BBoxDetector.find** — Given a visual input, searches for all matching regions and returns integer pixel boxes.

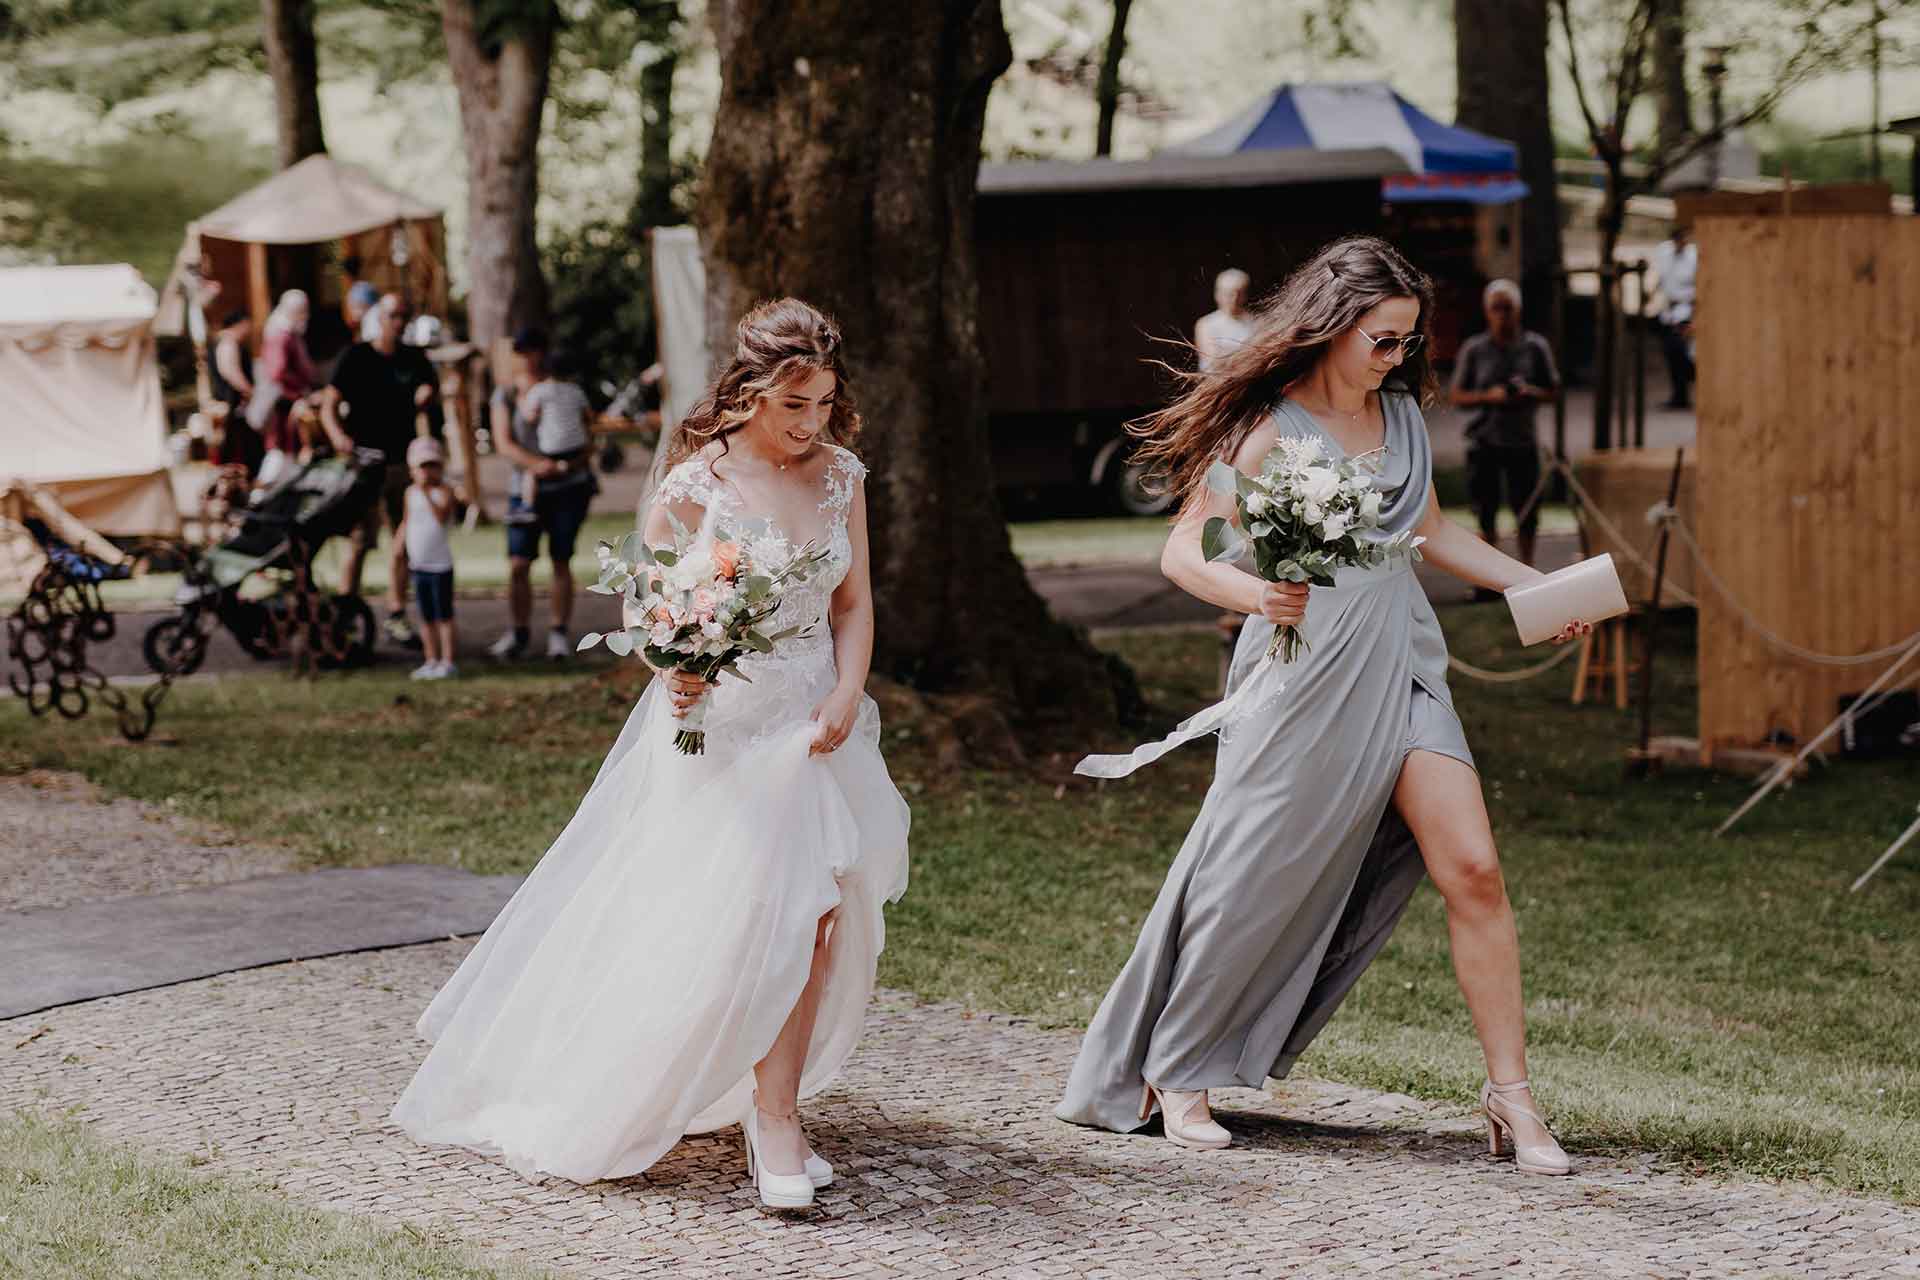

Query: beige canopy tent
[155,153,448,345]
[0,265,180,541]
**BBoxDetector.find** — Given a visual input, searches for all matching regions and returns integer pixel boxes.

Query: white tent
[0,264,180,537]
[155,154,449,340]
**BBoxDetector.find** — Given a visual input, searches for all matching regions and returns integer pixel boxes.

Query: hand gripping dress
[1057,391,1474,1132]
[392,445,910,1181]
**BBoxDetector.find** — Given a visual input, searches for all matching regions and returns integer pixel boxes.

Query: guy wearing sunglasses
[1449,278,1558,584]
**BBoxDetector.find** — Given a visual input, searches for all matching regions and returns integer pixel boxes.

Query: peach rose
[712,541,742,580]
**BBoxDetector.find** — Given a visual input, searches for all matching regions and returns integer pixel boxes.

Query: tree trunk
[1652,0,1692,157]
[633,0,680,229]
[260,0,325,167]
[1592,181,1625,450]
[1094,0,1134,158]
[442,0,555,349]
[700,0,1130,739]
[1453,0,1560,330]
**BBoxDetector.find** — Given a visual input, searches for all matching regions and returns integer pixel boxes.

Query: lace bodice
[650,444,865,652]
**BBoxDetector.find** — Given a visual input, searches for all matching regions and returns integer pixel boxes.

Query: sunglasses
[1354,325,1425,359]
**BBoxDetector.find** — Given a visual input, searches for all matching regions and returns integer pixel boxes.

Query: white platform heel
[1480,1078,1572,1176]
[1141,1083,1232,1150]
[744,1107,815,1210]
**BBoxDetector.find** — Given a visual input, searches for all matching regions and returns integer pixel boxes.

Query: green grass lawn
[0,1113,544,1280]
[4,608,1916,1201]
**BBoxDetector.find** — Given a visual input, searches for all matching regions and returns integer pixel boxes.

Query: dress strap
[818,448,867,523]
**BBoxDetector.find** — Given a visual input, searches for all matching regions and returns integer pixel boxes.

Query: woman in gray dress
[1057,237,1584,1176]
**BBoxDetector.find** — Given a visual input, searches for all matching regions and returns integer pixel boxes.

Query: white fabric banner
[647,227,711,493]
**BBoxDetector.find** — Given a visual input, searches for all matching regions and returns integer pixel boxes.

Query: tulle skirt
[390,644,910,1182]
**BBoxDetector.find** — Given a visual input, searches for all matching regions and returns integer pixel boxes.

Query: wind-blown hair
[1131,236,1438,515]
[668,297,862,464]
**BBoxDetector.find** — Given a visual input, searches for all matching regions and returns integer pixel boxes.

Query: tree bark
[1652,0,1692,157]
[442,0,555,349]
[1453,0,1560,330]
[632,0,680,229]
[1094,0,1134,158]
[260,0,325,168]
[700,0,1130,738]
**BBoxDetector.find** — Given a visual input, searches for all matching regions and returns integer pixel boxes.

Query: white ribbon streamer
[1075,652,1287,779]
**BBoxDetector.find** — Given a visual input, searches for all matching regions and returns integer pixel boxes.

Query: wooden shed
[974,148,1398,502]
[1692,212,1920,756]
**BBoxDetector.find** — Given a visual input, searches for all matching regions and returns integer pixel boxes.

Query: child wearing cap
[401,436,458,679]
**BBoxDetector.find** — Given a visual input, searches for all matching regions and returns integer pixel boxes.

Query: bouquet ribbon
[1074,652,1286,779]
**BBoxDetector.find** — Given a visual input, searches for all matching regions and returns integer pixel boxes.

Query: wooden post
[246,241,271,340]
[1551,268,1568,463]
[1632,261,1648,448]
[1627,447,1686,778]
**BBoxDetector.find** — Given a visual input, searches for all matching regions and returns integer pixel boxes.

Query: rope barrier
[1447,642,1582,684]
[1714,633,1920,838]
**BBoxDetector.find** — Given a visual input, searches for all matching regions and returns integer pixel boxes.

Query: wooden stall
[1693,212,1920,757]
[1575,449,1698,608]
[974,149,1398,503]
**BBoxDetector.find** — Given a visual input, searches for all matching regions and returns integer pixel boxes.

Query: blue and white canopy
[1164,82,1528,205]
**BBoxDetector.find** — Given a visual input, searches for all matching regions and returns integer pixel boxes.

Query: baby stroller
[143,448,388,674]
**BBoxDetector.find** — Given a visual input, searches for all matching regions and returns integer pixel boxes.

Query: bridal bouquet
[579,517,832,755]
[1201,436,1423,663]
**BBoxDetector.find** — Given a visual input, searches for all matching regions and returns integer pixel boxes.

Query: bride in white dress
[391,299,910,1210]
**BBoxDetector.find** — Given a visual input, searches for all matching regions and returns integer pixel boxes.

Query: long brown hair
[1131,236,1438,513]
[669,297,863,464]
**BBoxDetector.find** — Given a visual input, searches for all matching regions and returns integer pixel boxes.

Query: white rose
[1302,500,1324,526]
[1360,489,1384,520]
[1245,492,1271,517]
[1320,512,1351,540]
[1298,466,1341,506]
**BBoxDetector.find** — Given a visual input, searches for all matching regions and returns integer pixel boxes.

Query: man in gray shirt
[1449,278,1558,573]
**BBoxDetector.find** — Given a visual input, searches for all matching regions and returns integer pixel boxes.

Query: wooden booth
[1692,210,1920,758]
[156,154,449,365]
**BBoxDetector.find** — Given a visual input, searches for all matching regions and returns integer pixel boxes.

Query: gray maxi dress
[1057,389,1476,1133]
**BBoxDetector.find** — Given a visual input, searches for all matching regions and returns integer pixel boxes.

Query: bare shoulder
[1230,417,1281,472]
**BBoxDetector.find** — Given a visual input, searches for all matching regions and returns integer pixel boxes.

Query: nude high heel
[1480,1079,1571,1176]
[1141,1082,1232,1150]
[803,1148,833,1189]
[744,1106,815,1209]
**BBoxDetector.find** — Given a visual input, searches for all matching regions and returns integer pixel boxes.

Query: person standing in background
[1650,222,1697,410]
[400,436,459,681]
[322,293,444,649]
[486,330,596,662]
[1449,279,1557,586]
[346,280,383,344]
[1194,268,1255,371]
[253,289,319,487]
[210,309,263,477]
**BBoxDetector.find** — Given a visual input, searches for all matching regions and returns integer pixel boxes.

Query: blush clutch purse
[1504,553,1631,645]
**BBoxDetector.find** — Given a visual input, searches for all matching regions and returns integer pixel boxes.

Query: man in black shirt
[1449,278,1558,576]
[321,293,443,646]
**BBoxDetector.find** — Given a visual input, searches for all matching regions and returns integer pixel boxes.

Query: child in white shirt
[401,436,458,679]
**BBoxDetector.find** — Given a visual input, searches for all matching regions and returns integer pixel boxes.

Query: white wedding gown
[391,446,910,1182]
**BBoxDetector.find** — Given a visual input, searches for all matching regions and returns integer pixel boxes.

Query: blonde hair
[669,298,862,465]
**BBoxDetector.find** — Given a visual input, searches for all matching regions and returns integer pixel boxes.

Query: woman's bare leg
[751,911,836,1173]
[1393,749,1553,1146]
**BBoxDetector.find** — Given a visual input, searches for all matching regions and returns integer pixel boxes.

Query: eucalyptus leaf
[605,630,635,657]
[617,531,647,565]
[576,632,604,651]
[1201,516,1248,564]
[744,630,773,653]
[1205,460,1241,495]
[653,549,679,567]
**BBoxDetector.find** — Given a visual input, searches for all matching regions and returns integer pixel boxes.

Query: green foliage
[0,1112,547,1279]
[543,217,659,402]
[0,126,272,285]
[1760,122,1913,196]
